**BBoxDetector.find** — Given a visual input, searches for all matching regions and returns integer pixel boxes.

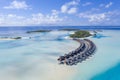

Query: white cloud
[7,14,25,19]
[100,2,113,8]
[89,14,106,22]
[61,0,80,14]
[61,5,68,13]
[0,14,26,25]
[51,10,59,15]
[0,10,120,26]
[0,19,4,24]
[3,0,31,10]
[67,7,77,14]
[82,2,92,6]
[0,10,65,26]
[27,13,63,25]
[79,13,107,22]
[78,10,120,25]
[105,2,113,8]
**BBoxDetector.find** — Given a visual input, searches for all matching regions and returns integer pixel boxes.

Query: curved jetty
[57,39,96,66]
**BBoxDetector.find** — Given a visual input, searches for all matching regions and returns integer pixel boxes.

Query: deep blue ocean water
[0,26,120,37]
[0,26,120,31]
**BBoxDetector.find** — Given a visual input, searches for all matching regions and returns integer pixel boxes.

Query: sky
[0,0,120,26]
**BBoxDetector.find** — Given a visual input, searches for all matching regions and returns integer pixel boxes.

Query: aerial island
[58,30,96,66]
[26,30,51,33]
[0,37,22,40]
[26,29,93,38]
[70,30,92,38]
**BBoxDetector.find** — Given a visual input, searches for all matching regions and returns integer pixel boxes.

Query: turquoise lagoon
[0,29,120,80]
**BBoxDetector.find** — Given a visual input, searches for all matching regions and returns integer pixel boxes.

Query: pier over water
[58,39,96,66]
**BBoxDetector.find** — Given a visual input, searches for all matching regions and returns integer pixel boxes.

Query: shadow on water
[91,63,120,80]
[92,33,109,39]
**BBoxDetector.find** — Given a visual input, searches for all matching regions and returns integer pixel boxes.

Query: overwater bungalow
[58,39,96,66]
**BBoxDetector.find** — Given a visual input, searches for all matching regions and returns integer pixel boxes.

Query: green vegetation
[0,37,22,40]
[70,30,91,38]
[26,30,51,33]
[60,28,79,31]
[12,37,22,39]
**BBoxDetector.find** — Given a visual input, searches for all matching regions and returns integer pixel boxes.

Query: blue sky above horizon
[0,0,120,26]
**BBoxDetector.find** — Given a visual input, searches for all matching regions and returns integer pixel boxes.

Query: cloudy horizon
[0,0,120,26]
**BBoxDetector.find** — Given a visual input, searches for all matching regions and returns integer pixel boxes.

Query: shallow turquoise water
[0,30,120,80]
[72,30,120,80]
